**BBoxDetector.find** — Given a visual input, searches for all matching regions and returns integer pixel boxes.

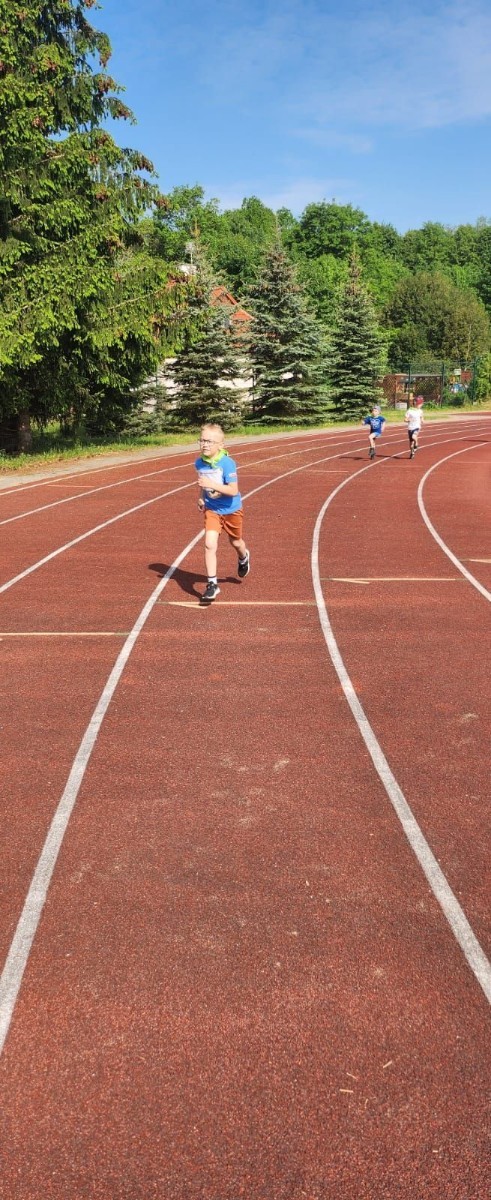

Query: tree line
[1,2,490,452]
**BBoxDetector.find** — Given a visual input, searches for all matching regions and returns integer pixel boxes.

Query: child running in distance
[362,404,386,460]
[405,396,424,458]
[195,423,250,603]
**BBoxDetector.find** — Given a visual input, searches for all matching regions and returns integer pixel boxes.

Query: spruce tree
[328,250,386,420]
[247,242,329,425]
[171,252,250,429]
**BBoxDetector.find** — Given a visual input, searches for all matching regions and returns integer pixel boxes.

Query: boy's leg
[229,533,247,559]
[230,534,250,577]
[223,511,250,577]
[204,528,220,579]
[369,433,376,459]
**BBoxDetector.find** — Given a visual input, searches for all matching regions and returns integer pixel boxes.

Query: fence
[382,360,479,408]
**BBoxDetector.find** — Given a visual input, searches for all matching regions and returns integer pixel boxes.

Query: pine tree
[327,250,386,420]
[171,251,250,429]
[247,242,329,425]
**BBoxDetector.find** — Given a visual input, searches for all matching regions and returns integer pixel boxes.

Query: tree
[296,201,371,260]
[148,184,222,263]
[297,254,348,325]
[0,0,170,447]
[327,251,386,420]
[171,251,250,429]
[399,222,454,274]
[247,242,329,425]
[385,271,490,367]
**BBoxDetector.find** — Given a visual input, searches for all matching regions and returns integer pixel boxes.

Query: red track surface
[0,418,490,1199]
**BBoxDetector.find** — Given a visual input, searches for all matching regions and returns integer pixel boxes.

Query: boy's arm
[196,476,238,496]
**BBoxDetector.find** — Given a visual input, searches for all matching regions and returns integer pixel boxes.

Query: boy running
[405,396,424,458]
[362,404,386,460]
[195,423,250,603]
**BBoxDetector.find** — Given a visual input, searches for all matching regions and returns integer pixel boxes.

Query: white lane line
[0,431,365,527]
[0,529,203,1056]
[0,631,128,638]
[311,461,491,1007]
[0,413,486,506]
[325,576,462,583]
[0,483,191,596]
[417,446,491,604]
[162,600,316,607]
[0,438,372,1055]
[0,462,195,527]
[0,426,489,1054]
[0,433,384,595]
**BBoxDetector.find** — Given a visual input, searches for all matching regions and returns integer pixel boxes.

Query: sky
[98,0,491,232]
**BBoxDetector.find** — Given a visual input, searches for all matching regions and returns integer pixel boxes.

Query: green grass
[1,402,489,475]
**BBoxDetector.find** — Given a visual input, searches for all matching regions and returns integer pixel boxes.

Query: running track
[0,417,490,1199]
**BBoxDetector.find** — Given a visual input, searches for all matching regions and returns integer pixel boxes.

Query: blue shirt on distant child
[363,414,386,436]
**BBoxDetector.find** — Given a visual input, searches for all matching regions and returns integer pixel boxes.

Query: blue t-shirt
[364,414,386,435]
[195,453,242,514]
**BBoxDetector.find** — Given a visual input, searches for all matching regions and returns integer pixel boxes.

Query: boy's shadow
[149,563,240,600]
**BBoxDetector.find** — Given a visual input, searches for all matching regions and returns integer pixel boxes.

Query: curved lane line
[417,444,491,603]
[311,458,491,1007]
[0,428,356,504]
[0,432,363,530]
[0,438,370,1054]
[0,461,201,528]
[0,434,382,595]
[0,429,489,1053]
[0,413,486,506]
[0,527,202,1055]
[0,483,192,596]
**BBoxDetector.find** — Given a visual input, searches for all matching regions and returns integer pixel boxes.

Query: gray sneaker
[202,581,220,602]
[238,552,250,578]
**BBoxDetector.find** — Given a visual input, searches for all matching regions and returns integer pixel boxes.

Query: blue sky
[98,0,491,232]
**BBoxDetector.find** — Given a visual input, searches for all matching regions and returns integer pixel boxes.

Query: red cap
[415,396,424,405]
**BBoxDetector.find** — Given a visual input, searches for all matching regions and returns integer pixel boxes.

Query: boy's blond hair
[201,422,224,442]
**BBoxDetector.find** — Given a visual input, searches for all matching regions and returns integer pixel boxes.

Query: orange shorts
[204,508,243,539]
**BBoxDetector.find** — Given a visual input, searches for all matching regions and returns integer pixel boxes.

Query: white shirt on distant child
[406,407,423,431]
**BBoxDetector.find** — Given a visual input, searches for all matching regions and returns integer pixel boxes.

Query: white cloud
[290,1,491,130]
[203,176,354,215]
[292,128,373,154]
[189,1,491,130]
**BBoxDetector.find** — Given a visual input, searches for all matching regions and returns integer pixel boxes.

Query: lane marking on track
[1,425,490,1055]
[325,576,462,584]
[0,631,128,638]
[0,442,373,1056]
[417,445,491,605]
[468,557,491,563]
[160,600,316,607]
[312,454,491,1008]
[0,431,364,521]
[0,413,488,501]
[0,482,192,595]
[0,434,378,594]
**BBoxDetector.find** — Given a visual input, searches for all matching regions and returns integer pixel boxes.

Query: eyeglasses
[200,437,218,444]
